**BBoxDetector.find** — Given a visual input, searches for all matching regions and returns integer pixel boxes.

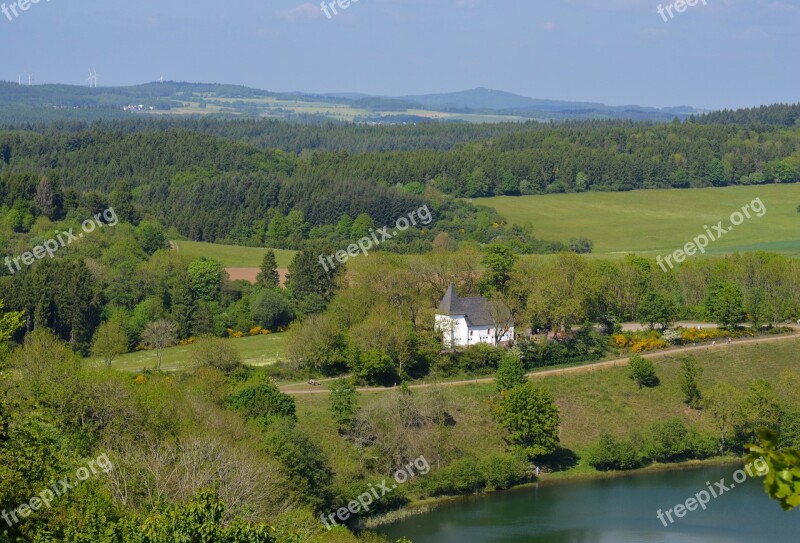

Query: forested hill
[1,111,799,248]
[5,118,539,154]
[690,103,800,127]
[290,122,800,197]
[3,129,567,253]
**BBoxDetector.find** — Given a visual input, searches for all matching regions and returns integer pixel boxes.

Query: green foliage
[264,420,334,511]
[705,283,745,328]
[495,383,561,460]
[58,490,282,543]
[350,213,375,240]
[457,343,505,375]
[287,243,343,316]
[642,418,717,463]
[680,356,703,409]
[189,335,242,375]
[91,318,129,368]
[734,380,783,448]
[287,315,351,376]
[585,433,642,471]
[627,354,659,388]
[257,250,281,289]
[424,455,528,497]
[638,292,678,330]
[250,288,294,330]
[134,220,167,255]
[353,349,398,386]
[495,351,527,392]
[227,381,297,425]
[188,257,225,302]
[478,244,517,295]
[516,329,607,370]
[746,428,800,511]
[0,299,25,362]
[329,378,359,433]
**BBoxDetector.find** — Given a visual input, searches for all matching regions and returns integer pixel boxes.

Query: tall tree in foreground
[495,382,560,460]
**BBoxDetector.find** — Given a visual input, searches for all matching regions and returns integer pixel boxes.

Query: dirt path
[280,331,800,395]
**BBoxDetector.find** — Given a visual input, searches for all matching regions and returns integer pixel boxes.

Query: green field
[474,184,800,257]
[172,240,296,268]
[293,337,800,478]
[86,333,288,373]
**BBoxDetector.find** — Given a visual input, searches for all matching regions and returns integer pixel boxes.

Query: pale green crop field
[172,240,296,268]
[85,333,288,373]
[474,184,800,257]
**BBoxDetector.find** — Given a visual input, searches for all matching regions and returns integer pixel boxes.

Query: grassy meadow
[172,240,296,268]
[474,184,800,257]
[86,332,289,373]
[293,337,800,477]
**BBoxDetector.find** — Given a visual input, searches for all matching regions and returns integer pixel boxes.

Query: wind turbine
[17,74,21,86]
[159,74,164,83]
[26,73,33,86]
[88,70,94,87]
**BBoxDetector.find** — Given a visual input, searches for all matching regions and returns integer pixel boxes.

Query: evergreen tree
[256,250,280,289]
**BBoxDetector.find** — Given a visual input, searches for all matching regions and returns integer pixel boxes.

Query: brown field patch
[225,268,288,286]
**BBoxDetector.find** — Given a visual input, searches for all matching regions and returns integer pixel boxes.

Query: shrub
[628,354,659,388]
[642,418,717,463]
[480,454,529,490]
[189,336,242,375]
[458,343,504,374]
[517,328,606,369]
[586,433,642,471]
[227,381,297,425]
[425,457,486,496]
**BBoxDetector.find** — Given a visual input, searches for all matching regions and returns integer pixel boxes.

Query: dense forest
[2,104,800,541]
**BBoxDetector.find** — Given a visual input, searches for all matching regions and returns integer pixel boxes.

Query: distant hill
[0,80,706,125]
[399,87,605,111]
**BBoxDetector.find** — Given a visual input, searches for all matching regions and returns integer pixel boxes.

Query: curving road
[280,330,800,395]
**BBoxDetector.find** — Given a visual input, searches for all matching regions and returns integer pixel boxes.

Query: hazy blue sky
[1,0,797,109]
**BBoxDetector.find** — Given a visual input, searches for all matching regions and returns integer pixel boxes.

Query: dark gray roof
[437,283,507,327]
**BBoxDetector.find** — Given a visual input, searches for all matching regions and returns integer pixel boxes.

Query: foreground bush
[585,433,643,471]
[423,454,528,496]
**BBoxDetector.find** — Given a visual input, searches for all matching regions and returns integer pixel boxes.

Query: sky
[0,0,798,110]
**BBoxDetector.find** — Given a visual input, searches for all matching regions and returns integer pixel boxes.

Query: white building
[435,283,514,348]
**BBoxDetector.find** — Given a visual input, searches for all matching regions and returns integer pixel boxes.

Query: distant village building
[435,283,514,348]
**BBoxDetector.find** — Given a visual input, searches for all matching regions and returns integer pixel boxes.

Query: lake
[377,465,800,543]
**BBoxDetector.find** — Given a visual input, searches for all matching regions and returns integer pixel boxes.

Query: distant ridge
[0,80,703,124]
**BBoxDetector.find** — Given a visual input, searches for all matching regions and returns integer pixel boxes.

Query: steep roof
[437,283,510,327]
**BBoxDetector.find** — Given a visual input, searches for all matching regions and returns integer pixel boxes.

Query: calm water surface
[377,465,800,542]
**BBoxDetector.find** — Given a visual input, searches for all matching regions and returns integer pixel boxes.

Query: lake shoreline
[363,455,745,529]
